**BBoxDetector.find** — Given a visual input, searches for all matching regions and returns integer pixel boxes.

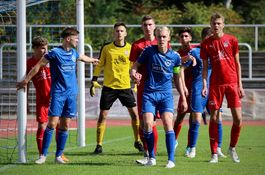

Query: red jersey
[27,57,51,104]
[178,44,198,90]
[200,34,239,86]
[129,38,158,91]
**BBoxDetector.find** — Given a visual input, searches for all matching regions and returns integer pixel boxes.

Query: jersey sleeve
[93,45,106,77]
[137,47,150,65]
[44,49,56,61]
[200,41,208,61]
[129,43,140,62]
[232,36,239,56]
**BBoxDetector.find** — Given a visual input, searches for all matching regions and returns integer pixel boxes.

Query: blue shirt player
[131,26,188,168]
[17,27,99,164]
[184,27,226,159]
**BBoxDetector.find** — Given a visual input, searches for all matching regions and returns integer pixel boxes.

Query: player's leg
[54,93,77,163]
[35,102,48,156]
[55,121,69,162]
[36,122,46,155]
[217,110,226,158]
[188,112,201,158]
[119,88,143,152]
[161,111,176,168]
[228,107,242,163]
[94,109,109,154]
[226,85,243,163]
[94,87,116,154]
[35,116,59,164]
[55,117,71,163]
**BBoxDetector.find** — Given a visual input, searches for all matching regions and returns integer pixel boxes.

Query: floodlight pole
[76,0,86,147]
[16,0,27,163]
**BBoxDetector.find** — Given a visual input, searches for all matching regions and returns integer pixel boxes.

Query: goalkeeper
[90,22,143,154]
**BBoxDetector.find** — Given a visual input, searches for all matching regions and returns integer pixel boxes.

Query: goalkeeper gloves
[90,80,102,97]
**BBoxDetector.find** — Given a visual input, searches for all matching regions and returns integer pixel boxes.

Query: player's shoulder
[132,38,145,45]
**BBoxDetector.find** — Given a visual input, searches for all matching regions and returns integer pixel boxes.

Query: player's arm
[202,59,208,97]
[17,57,49,91]
[235,53,245,98]
[173,66,188,113]
[130,62,142,85]
[78,54,100,65]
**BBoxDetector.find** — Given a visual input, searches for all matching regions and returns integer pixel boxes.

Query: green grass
[0,123,265,175]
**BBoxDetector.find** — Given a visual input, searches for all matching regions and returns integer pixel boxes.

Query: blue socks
[42,126,54,156]
[218,121,223,148]
[144,130,155,159]
[189,121,200,148]
[56,129,68,157]
[166,130,175,162]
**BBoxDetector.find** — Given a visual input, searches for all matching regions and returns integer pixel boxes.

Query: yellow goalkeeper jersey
[93,42,132,89]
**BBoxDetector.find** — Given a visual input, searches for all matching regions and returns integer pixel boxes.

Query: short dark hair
[32,36,48,48]
[178,27,192,37]
[61,27,79,38]
[141,15,155,23]
[114,22,127,29]
[201,27,212,40]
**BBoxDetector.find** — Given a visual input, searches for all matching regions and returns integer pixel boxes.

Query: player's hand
[202,86,207,97]
[189,55,197,66]
[90,81,102,97]
[131,72,142,85]
[16,80,28,91]
[179,97,188,113]
[238,86,245,98]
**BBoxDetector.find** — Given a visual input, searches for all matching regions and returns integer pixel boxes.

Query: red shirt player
[201,13,245,163]
[27,37,51,157]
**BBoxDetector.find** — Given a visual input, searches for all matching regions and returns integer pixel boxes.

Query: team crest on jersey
[164,60,172,67]
[71,55,77,62]
[124,50,129,56]
[223,41,229,47]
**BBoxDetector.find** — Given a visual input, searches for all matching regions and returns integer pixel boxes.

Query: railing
[0,43,93,80]
[1,24,265,51]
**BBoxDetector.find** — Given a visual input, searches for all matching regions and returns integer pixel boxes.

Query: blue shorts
[142,91,174,116]
[190,81,208,113]
[48,93,77,118]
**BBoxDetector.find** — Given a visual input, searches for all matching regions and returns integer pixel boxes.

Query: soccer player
[26,36,69,162]
[173,27,198,155]
[129,15,159,164]
[131,26,188,168]
[185,27,226,158]
[201,13,245,163]
[17,27,99,164]
[90,22,143,154]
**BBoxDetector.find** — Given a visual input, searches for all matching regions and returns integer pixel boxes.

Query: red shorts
[208,84,241,110]
[36,102,49,123]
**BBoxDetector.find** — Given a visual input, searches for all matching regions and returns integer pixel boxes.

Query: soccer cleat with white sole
[217,147,227,158]
[184,147,191,157]
[55,156,66,164]
[209,154,218,163]
[144,158,156,166]
[165,160,175,168]
[228,147,240,163]
[136,157,148,165]
[188,147,196,158]
[35,155,46,164]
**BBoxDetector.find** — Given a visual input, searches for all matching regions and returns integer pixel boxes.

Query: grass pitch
[0,123,265,175]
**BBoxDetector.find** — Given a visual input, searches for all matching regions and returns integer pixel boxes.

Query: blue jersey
[188,46,211,113]
[189,46,211,83]
[44,46,79,95]
[137,45,181,93]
